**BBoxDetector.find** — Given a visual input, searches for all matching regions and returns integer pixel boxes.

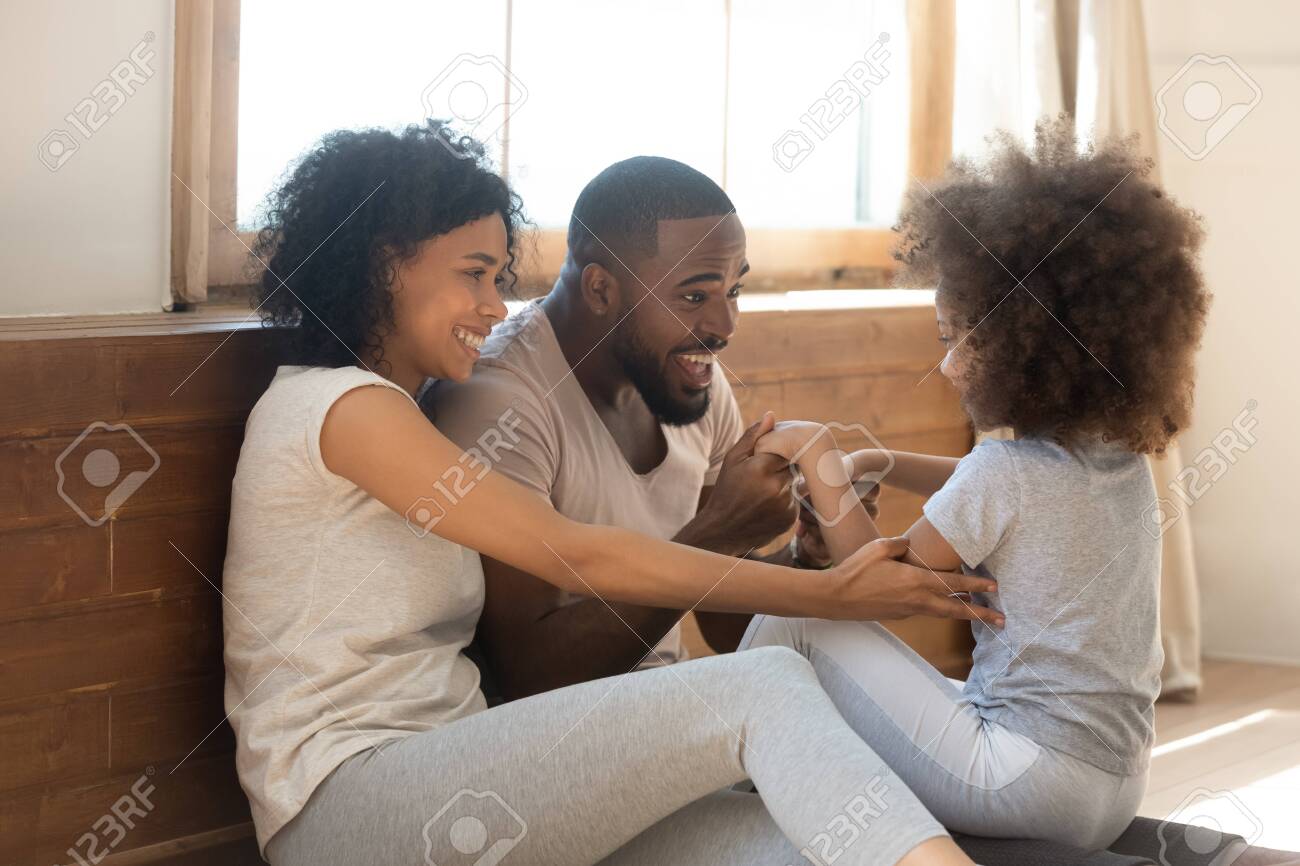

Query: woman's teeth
[454,326,485,350]
[679,353,714,366]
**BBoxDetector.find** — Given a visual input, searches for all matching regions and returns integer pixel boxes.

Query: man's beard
[612,316,710,427]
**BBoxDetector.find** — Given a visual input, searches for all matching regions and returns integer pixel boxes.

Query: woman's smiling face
[385,214,510,388]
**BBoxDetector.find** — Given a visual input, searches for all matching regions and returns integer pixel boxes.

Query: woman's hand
[825,537,1005,628]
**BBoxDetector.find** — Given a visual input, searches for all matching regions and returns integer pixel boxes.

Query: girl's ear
[579,262,620,317]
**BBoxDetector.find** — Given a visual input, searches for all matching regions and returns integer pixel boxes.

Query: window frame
[194,0,953,295]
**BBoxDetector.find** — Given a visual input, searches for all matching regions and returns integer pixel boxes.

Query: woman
[223,121,997,866]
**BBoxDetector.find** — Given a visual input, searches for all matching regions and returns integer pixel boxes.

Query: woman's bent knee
[724,644,817,690]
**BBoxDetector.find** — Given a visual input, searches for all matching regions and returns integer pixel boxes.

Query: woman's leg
[267,646,950,866]
[599,789,800,866]
[738,617,1145,850]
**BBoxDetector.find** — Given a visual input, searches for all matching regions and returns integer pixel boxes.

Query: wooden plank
[0,523,109,611]
[116,330,280,427]
[113,512,229,597]
[96,824,261,866]
[883,616,972,679]
[0,755,250,866]
[0,341,118,438]
[170,0,214,304]
[111,676,232,772]
[769,372,966,437]
[0,595,222,703]
[0,329,280,440]
[0,424,244,531]
[0,694,110,793]
[907,0,956,180]
[726,305,944,379]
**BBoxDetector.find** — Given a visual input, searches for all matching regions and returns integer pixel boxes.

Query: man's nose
[698,295,739,344]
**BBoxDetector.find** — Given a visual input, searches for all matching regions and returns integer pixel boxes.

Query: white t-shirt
[430,301,746,667]
[222,366,487,853]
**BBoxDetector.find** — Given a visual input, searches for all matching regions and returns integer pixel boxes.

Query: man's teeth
[454,326,485,349]
[679,353,714,365]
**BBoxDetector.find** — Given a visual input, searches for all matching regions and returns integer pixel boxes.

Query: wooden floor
[1144,659,1300,851]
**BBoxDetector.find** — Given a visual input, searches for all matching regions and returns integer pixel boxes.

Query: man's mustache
[670,337,727,355]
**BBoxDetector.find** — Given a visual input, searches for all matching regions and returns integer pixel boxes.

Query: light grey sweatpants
[739,617,1149,852]
[266,646,947,866]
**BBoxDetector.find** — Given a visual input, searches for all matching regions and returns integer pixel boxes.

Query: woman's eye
[727,284,744,299]
[683,292,705,304]
[466,269,486,280]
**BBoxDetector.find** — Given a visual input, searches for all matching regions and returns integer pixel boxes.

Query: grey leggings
[739,617,1149,851]
[266,646,946,866]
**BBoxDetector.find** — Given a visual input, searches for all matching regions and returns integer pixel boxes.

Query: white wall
[1146,0,1300,664]
[1,0,173,316]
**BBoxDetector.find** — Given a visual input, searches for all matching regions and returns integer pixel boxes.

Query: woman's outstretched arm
[320,385,1001,625]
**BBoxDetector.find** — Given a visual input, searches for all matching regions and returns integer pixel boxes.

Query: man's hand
[677,412,798,556]
[829,537,1004,627]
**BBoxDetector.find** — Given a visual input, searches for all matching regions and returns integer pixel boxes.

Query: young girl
[752,117,1210,851]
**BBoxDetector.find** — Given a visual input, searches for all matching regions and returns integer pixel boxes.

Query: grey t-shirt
[923,437,1162,775]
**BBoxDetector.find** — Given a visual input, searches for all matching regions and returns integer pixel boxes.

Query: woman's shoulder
[254,366,409,418]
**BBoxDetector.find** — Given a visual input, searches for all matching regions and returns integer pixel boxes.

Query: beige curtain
[955,0,1202,698]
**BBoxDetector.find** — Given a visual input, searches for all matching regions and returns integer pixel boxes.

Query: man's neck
[540,283,639,412]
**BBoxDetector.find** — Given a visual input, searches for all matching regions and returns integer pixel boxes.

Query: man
[429,156,861,699]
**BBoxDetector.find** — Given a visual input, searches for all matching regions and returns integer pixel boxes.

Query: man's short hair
[567,156,735,270]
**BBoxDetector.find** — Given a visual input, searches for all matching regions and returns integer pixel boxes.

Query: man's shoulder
[427,305,558,413]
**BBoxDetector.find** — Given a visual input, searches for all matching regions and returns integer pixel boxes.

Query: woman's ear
[579,262,620,317]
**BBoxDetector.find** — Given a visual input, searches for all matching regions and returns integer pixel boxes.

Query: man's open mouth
[671,351,715,389]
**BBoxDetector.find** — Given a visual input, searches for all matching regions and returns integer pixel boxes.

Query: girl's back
[924,436,1162,775]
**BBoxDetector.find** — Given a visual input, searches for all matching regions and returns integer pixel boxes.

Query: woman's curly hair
[893,116,1211,455]
[252,121,528,369]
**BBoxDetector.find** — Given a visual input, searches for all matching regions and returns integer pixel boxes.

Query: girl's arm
[320,387,1002,625]
[848,449,960,497]
[757,423,972,579]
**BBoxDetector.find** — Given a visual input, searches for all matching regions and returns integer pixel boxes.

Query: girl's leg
[739,617,1145,850]
[266,646,950,866]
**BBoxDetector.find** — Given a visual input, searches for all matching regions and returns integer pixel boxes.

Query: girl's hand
[754,420,833,464]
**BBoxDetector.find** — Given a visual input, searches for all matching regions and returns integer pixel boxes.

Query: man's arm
[477,557,687,699]
[476,413,798,699]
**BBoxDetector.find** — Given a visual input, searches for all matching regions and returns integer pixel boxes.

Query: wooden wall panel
[0,299,969,864]
[111,676,233,770]
[113,512,229,596]
[0,695,110,793]
[0,523,109,611]
[0,755,250,866]
[0,425,245,531]
[0,595,223,703]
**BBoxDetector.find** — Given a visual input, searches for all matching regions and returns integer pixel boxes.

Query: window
[194,0,954,293]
